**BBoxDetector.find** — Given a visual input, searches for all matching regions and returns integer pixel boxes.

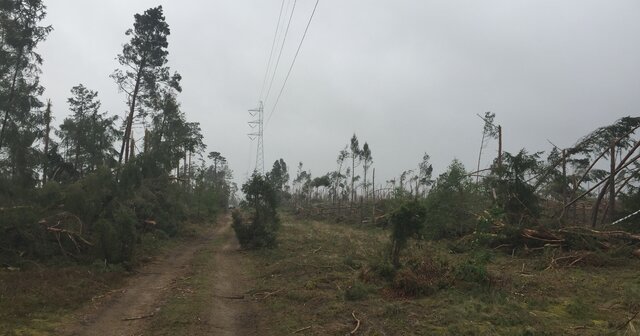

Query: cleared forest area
[244,215,640,335]
[2,1,640,335]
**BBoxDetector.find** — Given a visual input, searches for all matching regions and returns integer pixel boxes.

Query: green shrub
[423,160,485,240]
[345,281,370,301]
[92,204,137,263]
[232,173,280,249]
[0,207,55,263]
[566,297,592,319]
[232,209,279,249]
[455,252,491,285]
[369,254,396,281]
[389,199,427,267]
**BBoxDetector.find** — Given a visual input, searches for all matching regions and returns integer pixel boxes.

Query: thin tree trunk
[143,128,149,153]
[0,49,25,150]
[363,166,368,200]
[570,125,640,201]
[558,149,568,224]
[609,141,616,223]
[498,125,503,170]
[119,63,145,164]
[42,100,51,184]
[476,131,485,183]
[372,168,375,200]
[75,141,80,176]
[130,136,135,160]
[591,151,640,226]
[351,157,355,204]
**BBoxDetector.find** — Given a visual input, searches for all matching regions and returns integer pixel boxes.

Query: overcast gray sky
[38,0,640,186]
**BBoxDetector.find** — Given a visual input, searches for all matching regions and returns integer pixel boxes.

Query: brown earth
[58,215,256,336]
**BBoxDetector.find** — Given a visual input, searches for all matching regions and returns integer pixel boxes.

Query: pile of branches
[515,226,640,268]
[38,212,93,257]
[521,226,640,251]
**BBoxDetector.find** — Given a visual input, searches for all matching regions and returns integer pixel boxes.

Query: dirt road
[59,215,256,336]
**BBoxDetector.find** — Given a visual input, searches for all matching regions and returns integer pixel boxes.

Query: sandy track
[60,237,208,336]
[59,215,255,336]
[201,216,258,336]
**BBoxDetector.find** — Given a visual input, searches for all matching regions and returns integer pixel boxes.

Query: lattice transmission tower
[248,101,264,174]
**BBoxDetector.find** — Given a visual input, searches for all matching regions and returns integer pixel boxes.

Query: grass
[245,214,640,335]
[145,230,227,336]
[0,264,126,335]
[7,214,638,335]
[0,221,208,336]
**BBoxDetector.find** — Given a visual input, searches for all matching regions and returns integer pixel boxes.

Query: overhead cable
[266,0,320,124]
[263,0,298,104]
[259,0,287,100]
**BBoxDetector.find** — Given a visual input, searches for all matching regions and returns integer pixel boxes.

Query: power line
[266,0,320,124]
[263,0,297,104]
[259,0,287,101]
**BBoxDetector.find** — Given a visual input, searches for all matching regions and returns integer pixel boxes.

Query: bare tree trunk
[372,168,376,201]
[476,131,486,184]
[42,100,52,184]
[130,137,135,160]
[188,151,192,188]
[351,157,355,204]
[0,49,24,150]
[183,152,187,179]
[609,141,616,223]
[124,137,130,162]
[591,143,640,226]
[570,126,640,201]
[119,63,145,164]
[559,149,568,225]
[363,166,368,201]
[144,128,149,153]
[498,125,503,169]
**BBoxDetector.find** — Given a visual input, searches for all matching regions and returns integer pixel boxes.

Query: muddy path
[197,215,258,336]
[58,215,256,336]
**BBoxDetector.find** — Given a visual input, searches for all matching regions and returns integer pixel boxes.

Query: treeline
[270,115,640,233]
[0,2,232,266]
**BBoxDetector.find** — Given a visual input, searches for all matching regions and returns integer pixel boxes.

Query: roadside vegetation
[2,0,640,335]
[0,2,233,334]
[232,115,640,335]
[244,215,640,335]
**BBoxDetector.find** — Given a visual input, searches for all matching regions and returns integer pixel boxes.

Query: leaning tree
[111,6,181,164]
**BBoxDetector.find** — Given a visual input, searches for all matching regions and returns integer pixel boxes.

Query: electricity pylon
[248,101,264,174]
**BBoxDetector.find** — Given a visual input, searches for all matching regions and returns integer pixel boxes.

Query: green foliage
[268,158,289,193]
[344,280,371,301]
[56,84,119,177]
[0,3,230,270]
[370,252,396,281]
[0,0,52,188]
[232,173,280,249]
[488,149,542,225]
[0,207,51,262]
[424,160,483,239]
[565,297,593,319]
[455,252,491,285]
[92,205,137,264]
[389,199,427,267]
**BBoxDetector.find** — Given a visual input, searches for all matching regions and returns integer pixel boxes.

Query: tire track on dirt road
[200,214,258,336]
[59,215,256,336]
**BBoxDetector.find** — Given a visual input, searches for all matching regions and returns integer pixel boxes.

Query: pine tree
[111,6,181,164]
